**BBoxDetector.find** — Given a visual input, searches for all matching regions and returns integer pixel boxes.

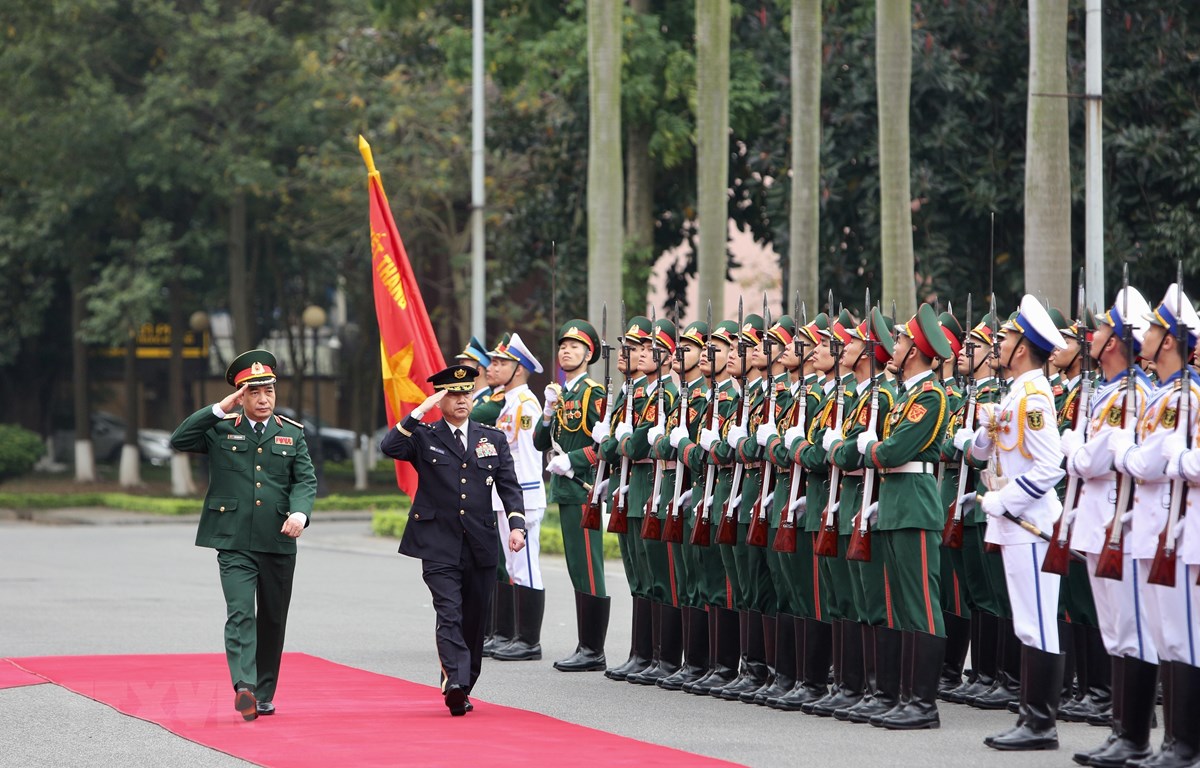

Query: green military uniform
[533,320,610,673]
[170,349,316,716]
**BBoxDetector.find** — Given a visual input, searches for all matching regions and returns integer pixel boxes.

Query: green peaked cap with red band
[557,320,601,364]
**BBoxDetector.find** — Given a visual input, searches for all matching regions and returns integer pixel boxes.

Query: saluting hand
[218,384,249,414]
[412,390,446,420]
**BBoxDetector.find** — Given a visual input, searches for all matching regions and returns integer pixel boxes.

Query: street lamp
[302,305,327,492]
[189,311,210,410]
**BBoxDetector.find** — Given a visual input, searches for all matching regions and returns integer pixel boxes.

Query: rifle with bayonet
[1043,275,1091,573]
[642,306,666,541]
[1095,264,1136,580]
[747,297,775,548]
[815,290,845,558]
[1150,263,1190,586]
[775,295,807,554]
[606,302,634,534]
[692,301,719,547]
[942,294,975,549]
[847,289,878,562]
[716,298,750,546]
[663,305,688,544]
[582,304,611,530]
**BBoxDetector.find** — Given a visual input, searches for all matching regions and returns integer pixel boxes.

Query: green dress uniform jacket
[832,375,898,534]
[533,375,606,504]
[470,387,506,426]
[171,408,317,553]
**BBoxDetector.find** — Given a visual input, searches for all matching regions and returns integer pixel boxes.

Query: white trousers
[1001,541,1061,653]
[497,508,544,590]
[1086,552,1158,662]
[1137,557,1200,666]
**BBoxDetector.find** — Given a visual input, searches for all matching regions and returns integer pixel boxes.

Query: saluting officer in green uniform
[852,303,952,730]
[594,316,652,681]
[674,319,744,695]
[170,349,316,721]
[653,319,711,690]
[536,321,609,672]
[624,318,681,686]
[828,308,898,722]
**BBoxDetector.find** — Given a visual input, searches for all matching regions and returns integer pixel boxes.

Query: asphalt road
[0,513,1124,768]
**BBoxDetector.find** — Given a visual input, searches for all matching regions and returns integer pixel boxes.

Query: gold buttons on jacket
[257,447,263,454]
[256,482,262,488]
[219,506,226,512]
[256,465,262,471]
[255,499,262,506]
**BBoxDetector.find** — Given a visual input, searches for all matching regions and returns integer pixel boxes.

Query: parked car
[53,411,174,466]
[273,407,359,463]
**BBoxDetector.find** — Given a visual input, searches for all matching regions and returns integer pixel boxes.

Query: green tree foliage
[0,424,45,481]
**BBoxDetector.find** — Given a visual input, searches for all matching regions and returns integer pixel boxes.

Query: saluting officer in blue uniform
[380,364,526,716]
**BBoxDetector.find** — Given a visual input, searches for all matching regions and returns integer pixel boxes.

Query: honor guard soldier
[1059,287,1155,767]
[966,296,1068,750]
[1103,284,1200,768]
[856,303,952,730]
[487,332,548,661]
[654,318,712,690]
[593,315,652,681]
[478,332,515,657]
[828,308,898,722]
[1051,309,1111,725]
[170,349,316,721]
[473,333,510,426]
[455,336,492,406]
[536,320,609,672]
[674,319,744,696]
[380,365,525,715]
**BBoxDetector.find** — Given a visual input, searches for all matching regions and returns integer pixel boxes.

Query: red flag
[361,136,446,497]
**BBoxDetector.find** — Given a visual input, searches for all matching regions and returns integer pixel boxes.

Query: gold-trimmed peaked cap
[227,349,278,388]
[897,303,954,360]
[557,319,601,364]
[428,364,478,393]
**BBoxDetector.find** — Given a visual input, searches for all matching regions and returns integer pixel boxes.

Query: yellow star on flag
[381,341,429,419]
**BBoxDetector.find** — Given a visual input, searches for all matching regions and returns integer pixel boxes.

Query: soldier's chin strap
[1002,334,1028,375]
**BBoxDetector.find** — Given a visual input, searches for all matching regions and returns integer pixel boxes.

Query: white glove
[863,500,879,525]
[856,430,878,454]
[615,421,633,442]
[756,424,777,447]
[591,421,610,444]
[1163,432,1187,479]
[542,384,560,418]
[952,427,974,453]
[669,425,690,449]
[822,426,843,452]
[699,428,719,451]
[976,403,998,431]
[1109,427,1136,472]
[547,454,572,476]
[647,424,665,445]
[1059,427,1083,457]
[980,492,1005,518]
[784,425,805,449]
[726,423,748,446]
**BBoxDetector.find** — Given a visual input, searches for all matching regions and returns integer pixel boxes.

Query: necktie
[454,428,466,453]
[254,422,264,438]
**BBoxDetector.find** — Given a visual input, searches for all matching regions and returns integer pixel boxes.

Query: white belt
[883,461,935,475]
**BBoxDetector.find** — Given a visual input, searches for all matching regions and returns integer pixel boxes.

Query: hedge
[0,492,413,516]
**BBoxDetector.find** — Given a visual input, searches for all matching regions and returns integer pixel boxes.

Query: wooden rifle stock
[582,389,615,531]
[1040,508,1074,576]
[716,388,753,546]
[690,394,720,547]
[815,381,847,558]
[747,396,775,548]
[1148,520,1180,587]
[606,392,634,534]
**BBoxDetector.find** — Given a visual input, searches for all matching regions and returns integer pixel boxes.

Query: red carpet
[0,658,45,689]
[5,653,741,768]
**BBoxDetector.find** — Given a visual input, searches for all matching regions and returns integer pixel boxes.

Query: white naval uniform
[971,368,1065,653]
[1065,369,1157,660]
[492,383,547,589]
[1115,369,1200,666]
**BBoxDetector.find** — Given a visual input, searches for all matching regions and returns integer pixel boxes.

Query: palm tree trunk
[696,0,731,321]
[876,0,915,317]
[790,0,821,311]
[587,0,623,340]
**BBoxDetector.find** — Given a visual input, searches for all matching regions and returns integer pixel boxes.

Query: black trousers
[422,540,494,692]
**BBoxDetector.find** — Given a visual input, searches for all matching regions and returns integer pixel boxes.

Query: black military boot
[1127,659,1179,768]
[1074,653,1124,764]
[769,616,830,711]
[1061,624,1112,723]
[483,580,515,657]
[802,619,842,714]
[1059,620,1079,703]
[719,610,769,700]
[755,614,796,705]
[944,611,998,703]
[836,622,877,721]
[689,606,739,695]
[985,645,1065,750]
[1083,655,1157,768]
[940,611,971,694]
[873,630,945,730]
[708,609,752,698]
[742,613,780,703]
[811,619,865,716]
[628,601,664,684]
[606,596,653,681]
[659,606,708,690]
[491,585,544,660]
[970,616,1021,710]
[1129,660,1200,768]
[630,603,682,685]
[554,591,610,672]
[851,625,902,723]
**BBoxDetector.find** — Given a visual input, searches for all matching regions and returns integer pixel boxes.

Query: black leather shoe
[234,685,257,721]
[255,701,275,716]
[445,685,468,716]
[465,698,474,713]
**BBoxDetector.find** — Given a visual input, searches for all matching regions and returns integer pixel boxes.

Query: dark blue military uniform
[381,412,525,697]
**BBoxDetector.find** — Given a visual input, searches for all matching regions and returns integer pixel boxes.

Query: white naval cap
[1003,295,1068,353]
[498,332,543,374]
[1146,283,1200,349]
[1099,286,1152,349]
